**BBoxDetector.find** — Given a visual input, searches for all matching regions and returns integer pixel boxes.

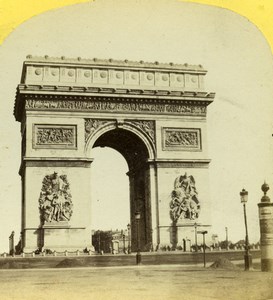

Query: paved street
[0,264,272,300]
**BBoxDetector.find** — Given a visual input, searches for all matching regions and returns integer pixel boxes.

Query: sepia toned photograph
[0,0,272,299]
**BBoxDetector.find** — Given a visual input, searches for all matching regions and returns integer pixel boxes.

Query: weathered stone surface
[14,56,215,252]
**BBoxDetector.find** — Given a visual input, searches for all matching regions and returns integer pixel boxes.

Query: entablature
[14,92,212,122]
[14,56,215,122]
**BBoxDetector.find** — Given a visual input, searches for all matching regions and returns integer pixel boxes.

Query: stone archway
[14,56,215,252]
[90,126,153,251]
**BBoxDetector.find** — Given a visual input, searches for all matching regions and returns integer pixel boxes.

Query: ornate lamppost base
[244,253,253,271]
[136,251,142,265]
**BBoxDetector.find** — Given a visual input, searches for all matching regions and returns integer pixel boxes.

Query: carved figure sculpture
[170,173,200,222]
[36,128,74,145]
[135,120,155,142]
[85,119,110,142]
[39,172,73,223]
[165,130,199,147]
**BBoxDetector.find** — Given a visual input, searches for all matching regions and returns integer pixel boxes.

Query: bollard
[21,252,25,258]
[76,250,80,256]
[88,250,92,256]
[65,250,68,257]
[258,182,273,272]
[32,252,35,257]
[9,231,15,257]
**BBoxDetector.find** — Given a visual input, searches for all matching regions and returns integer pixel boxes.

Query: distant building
[211,234,219,248]
[92,229,130,254]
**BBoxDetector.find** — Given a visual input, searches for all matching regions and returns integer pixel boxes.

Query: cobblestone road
[0,264,272,300]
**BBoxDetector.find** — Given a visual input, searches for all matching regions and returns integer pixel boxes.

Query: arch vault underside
[14,56,215,252]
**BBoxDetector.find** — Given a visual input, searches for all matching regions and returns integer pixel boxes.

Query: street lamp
[135,211,141,265]
[122,231,126,254]
[240,188,252,270]
[127,223,131,254]
[97,230,101,254]
[197,230,208,268]
[194,223,198,252]
[225,227,228,250]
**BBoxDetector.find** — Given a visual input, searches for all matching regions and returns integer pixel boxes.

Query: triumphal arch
[14,56,215,252]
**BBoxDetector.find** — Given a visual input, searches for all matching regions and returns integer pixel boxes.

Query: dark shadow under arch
[92,128,153,251]
[93,128,150,171]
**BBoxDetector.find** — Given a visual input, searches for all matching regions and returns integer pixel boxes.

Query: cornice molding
[17,84,215,99]
[14,56,216,122]
[24,55,206,73]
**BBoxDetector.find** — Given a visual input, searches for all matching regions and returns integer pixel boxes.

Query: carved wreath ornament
[170,173,200,222]
[39,172,73,223]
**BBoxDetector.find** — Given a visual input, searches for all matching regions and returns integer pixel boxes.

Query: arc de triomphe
[14,56,215,252]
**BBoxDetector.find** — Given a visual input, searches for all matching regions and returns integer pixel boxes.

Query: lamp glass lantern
[135,211,141,220]
[135,211,141,264]
[240,189,248,203]
[127,223,131,254]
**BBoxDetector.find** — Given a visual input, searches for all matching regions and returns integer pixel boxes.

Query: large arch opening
[90,128,153,252]
[90,146,129,254]
[91,147,129,231]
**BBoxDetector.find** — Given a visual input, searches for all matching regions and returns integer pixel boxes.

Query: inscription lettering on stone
[34,124,76,149]
[163,128,201,150]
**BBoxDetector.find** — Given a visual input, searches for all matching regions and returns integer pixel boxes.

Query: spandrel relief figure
[170,173,200,222]
[39,172,73,223]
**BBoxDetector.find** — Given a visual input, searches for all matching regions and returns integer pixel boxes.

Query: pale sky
[0,0,272,252]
